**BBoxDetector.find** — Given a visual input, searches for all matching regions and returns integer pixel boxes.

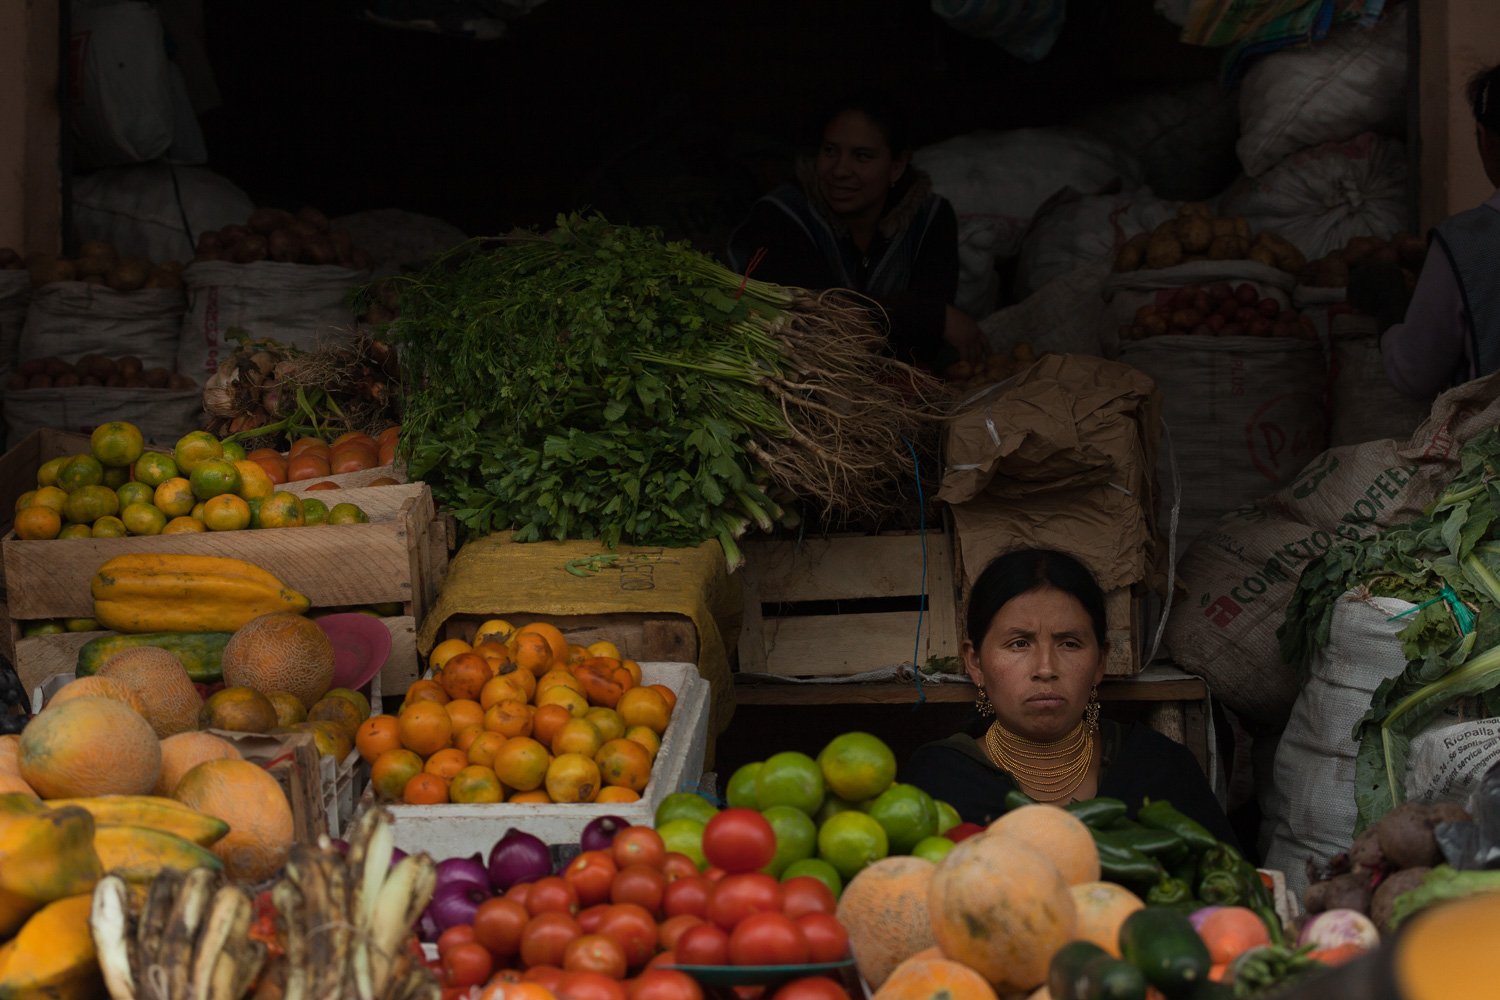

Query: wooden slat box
[737,531,959,678]
[3,482,450,628]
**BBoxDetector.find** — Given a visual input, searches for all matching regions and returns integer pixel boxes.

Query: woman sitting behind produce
[900,548,1236,845]
[724,90,984,372]
[1375,65,1500,399]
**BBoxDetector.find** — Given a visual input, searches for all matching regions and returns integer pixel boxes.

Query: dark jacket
[725,164,960,366]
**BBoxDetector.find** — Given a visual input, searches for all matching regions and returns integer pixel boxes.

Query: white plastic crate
[382,661,711,859]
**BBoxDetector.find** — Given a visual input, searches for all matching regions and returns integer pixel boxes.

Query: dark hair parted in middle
[810,88,913,156]
[964,549,1108,649]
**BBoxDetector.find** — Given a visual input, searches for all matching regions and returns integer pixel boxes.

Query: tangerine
[536,669,584,698]
[424,747,470,781]
[162,516,206,534]
[327,502,367,525]
[403,679,450,706]
[189,458,242,500]
[35,456,70,488]
[27,485,68,513]
[116,481,154,508]
[445,698,485,732]
[58,523,93,539]
[595,738,653,792]
[439,652,493,701]
[624,726,662,762]
[233,460,275,500]
[429,637,473,674]
[300,497,329,525]
[536,685,589,719]
[493,737,551,792]
[257,491,305,528]
[532,704,573,748]
[56,454,104,492]
[203,494,252,531]
[517,622,569,666]
[403,772,449,805]
[120,501,167,536]
[595,787,641,804]
[483,700,535,739]
[499,663,536,702]
[154,478,196,517]
[90,516,127,537]
[63,484,118,524]
[647,683,675,712]
[173,431,223,474]
[132,452,179,488]
[584,707,626,743]
[473,618,515,646]
[268,691,308,727]
[586,640,622,660]
[617,687,673,735]
[220,440,247,461]
[511,631,554,676]
[466,731,509,768]
[371,748,423,800]
[101,466,130,489]
[480,675,528,711]
[91,421,145,467]
[509,789,551,804]
[550,718,605,758]
[474,640,513,671]
[450,765,504,804]
[398,700,454,756]
[14,506,61,540]
[545,753,601,803]
[454,724,485,753]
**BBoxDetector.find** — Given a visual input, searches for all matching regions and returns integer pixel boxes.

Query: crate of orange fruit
[359,618,712,858]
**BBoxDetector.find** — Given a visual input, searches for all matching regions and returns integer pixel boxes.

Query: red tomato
[566,851,621,908]
[563,934,629,980]
[702,808,777,874]
[658,914,705,951]
[578,904,611,934]
[662,876,711,919]
[779,877,836,919]
[703,867,727,883]
[731,986,766,1000]
[661,852,700,882]
[520,912,584,969]
[611,864,667,915]
[945,822,985,843]
[728,912,809,967]
[556,971,628,1000]
[645,950,679,971]
[674,923,730,966]
[795,914,849,964]
[438,924,479,957]
[769,977,848,1000]
[443,941,495,988]
[506,882,533,909]
[473,898,530,961]
[527,876,581,917]
[629,969,705,1000]
[523,966,567,995]
[612,828,667,870]
[596,904,659,969]
[705,873,783,931]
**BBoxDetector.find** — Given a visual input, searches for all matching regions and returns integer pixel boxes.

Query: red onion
[579,815,630,853]
[427,878,489,932]
[437,854,490,894]
[487,828,552,892]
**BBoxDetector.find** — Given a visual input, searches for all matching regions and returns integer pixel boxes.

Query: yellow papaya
[0,894,102,1000]
[93,824,224,883]
[47,795,229,848]
[91,553,310,633]
[0,805,102,938]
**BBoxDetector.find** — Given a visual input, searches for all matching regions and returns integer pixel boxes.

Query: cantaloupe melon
[0,773,38,797]
[155,731,243,797]
[1069,881,1144,957]
[928,832,1077,994]
[46,676,147,716]
[836,855,937,989]
[173,758,293,882]
[873,954,999,1000]
[98,647,202,737]
[19,696,162,798]
[0,735,21,776]
[220,613,334,710]
[987,804,1100,886]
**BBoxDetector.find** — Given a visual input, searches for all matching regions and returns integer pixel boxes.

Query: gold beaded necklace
[981,720,1095,802]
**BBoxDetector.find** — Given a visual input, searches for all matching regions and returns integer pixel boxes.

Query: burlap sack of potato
[1103,260,1295,339]
[18,281,184,372]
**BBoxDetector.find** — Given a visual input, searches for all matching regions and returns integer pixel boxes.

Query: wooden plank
[754,611,935,678]
[4,483,436,620]
[924,533,959,660]
[1104,586,1142,677]
[740,532,949,602]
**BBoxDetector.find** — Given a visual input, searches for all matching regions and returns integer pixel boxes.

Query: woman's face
[815,110,909,223]
[963,585,1107,743]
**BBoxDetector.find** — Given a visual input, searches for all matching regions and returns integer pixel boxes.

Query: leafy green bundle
[385,215,947,566]
[1280,427,1500,832]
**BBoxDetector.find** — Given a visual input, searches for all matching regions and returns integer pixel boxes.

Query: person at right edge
[1358,64,1500,399]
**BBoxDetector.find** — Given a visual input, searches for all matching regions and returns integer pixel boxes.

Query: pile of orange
[12,423,371,539]
[359,620,679,808]
[246,426,400,488]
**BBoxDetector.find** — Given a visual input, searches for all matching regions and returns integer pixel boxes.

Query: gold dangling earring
[1085,685,1101,732]
[976,688,994,717]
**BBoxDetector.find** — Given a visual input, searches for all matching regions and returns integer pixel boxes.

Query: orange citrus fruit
[517,622,569,666]
[550,718,604,758]
[546,753,601,803]
[466,731,509,768]
[189,458,242,500]
[454,724,484,753]
[509,789,551,804]
[403,772,448,805]
[445,699,485,732]
[59,523,92,539]
[173,430,224,474]
[63,484,118,524]
[91,516,127,537]
[403,679,449,707]
[56,454,104,492]
[479,675,527,711]
[356,715,403,763]
[536,685,589,719]
[511,631,554,676]
[483,700,534,739]
[27,485,68,513]
[233,460,275,500]
[587,640,622,660]
[536,669,584,698]
[327,502,367,525]
[202,494,252,531]
[596,738,653,792]
[618,687,672,735]
[492,737,551,792]
[35,456,70,488]
[624,725,661,762]
[120,501,167,536]
[473,619,515,646]
[424,747,470,781]
[154,478,196,517]
[371,747,423,800]
[300,497,329,525]
[90,421,145,467]
[532,704,572,748]
[14,506,61,540]
[116,481,153,508]
[133,452,179,488]
[162,516,206,534]
[596,786,640,804]
[429,637,472,674]
[257,491,305,528]
[584,707,626,743]
[450,765,504,804]
[397,700,453,756]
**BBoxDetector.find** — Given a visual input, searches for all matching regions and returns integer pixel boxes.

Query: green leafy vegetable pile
[383,215,946,566]
[1280,427,1500,832]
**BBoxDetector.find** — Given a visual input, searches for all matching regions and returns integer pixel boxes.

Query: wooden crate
[3,482,450,628]
[0,429,94,585]
[10,615,417,699]
[736,531,959,678]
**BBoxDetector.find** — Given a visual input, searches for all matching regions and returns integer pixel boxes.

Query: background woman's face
[815,110,908,222]
[963,585,1106,743]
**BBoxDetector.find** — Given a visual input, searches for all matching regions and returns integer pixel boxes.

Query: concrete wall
[0,1,61,254]
[1419,0,1500,229]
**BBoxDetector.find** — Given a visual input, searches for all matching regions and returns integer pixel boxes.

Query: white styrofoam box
[384,661,711,859]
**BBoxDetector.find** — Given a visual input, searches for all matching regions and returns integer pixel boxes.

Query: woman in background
[901,547,1235,844]
[725,90,983,372]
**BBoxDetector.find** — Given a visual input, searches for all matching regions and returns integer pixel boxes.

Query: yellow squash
[46,795,229,848]
[91,553,310,633]
[0,894,102,1000]
[93,824,224,883]
[0,798,102,938]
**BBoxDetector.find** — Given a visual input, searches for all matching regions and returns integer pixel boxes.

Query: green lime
[817,731,897,802]
[189,458,243,500]
[816,795,861,826]
[865,783,939,855]
[761,804,818,877]
[934,799,961,836]
[910,835,955,864]
[116,481,154,508]
[781,857,843,898]
[63,484,120,524]
[56,454,104,492]
[817,811,888,881]
[63,617,99,633]
[58,524,92,539]
[220,440,247,461]
[22,620,67,637]
[36,456,70,488]
[301,497,330,525]
[133,452,179,488]
[91,515,127,537]
[246,495,264,528]
[656,791,720,828]
[657,818,707,870]
[101,466,130,489]
[725,762,763,809]
[755,751,826,815]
